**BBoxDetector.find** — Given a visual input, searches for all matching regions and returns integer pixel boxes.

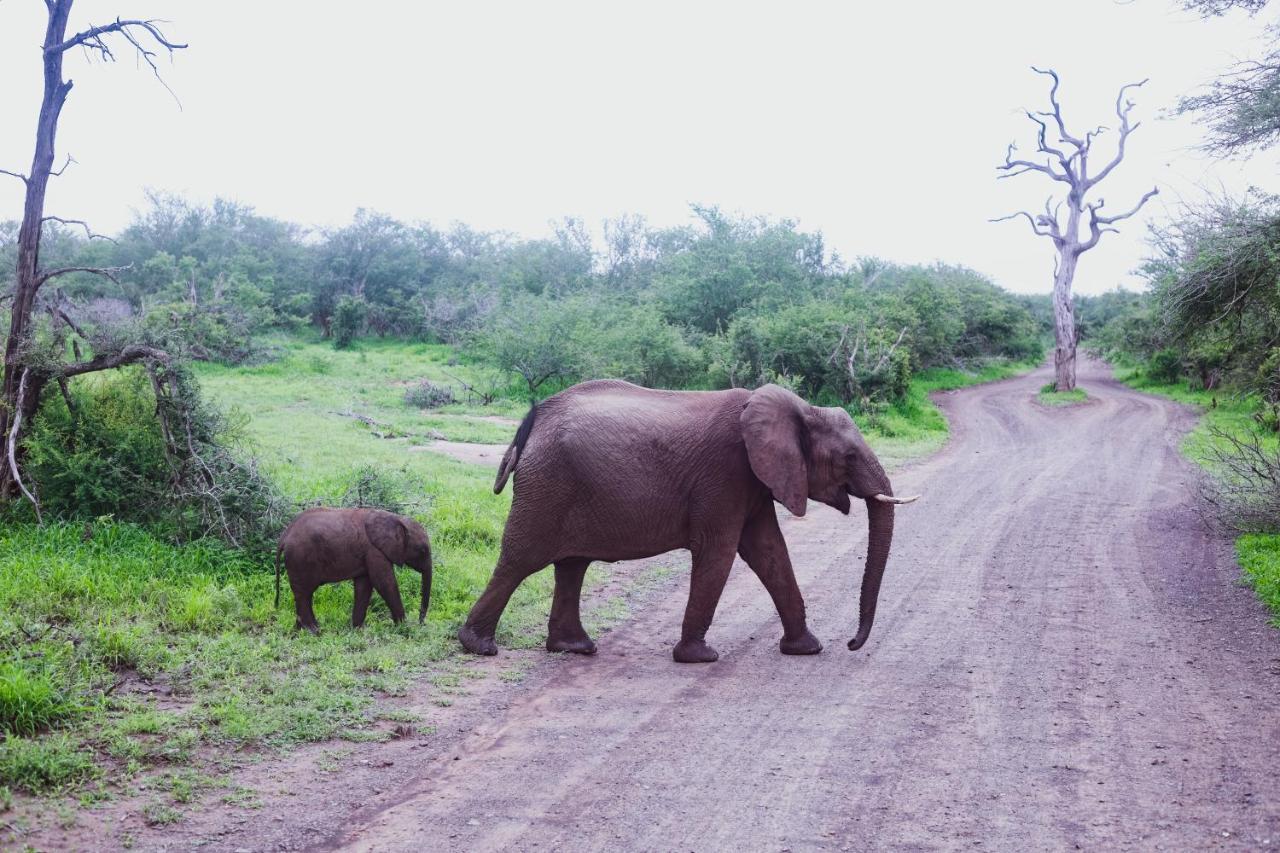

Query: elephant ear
[740,384,810,517]
[364,511,407,564]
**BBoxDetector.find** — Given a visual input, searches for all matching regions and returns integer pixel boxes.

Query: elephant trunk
[419,552,433,625]
[847,496,895,651]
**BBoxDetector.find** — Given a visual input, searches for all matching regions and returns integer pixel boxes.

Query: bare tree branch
[6,370,42,524]
[54,17,187,59]
[997,142,1073,183]
[1085,79,1149,188]
[1094,187,1160,225]
[55,17,187,102]
[1080,187,1160,252]
[1025,110,1073,173]
[45,297,88,340]
[34,264,130,289]
[61,344,170,379]
[0,167,29,185]
[42,215,117,243]
[990,210,1055,240]
[1031,67,1084,148]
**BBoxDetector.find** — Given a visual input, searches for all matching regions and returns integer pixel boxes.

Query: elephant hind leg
[290,579,320,634]
[673,540,737,663]
[547,558,596,655]
[459,550,549,656]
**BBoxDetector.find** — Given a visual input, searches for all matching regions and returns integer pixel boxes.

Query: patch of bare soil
[409,441,509,467]
[22,360,1280,851]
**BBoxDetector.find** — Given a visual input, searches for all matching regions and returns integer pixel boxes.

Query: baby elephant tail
[274,542,284,609]
[493,403,537,494]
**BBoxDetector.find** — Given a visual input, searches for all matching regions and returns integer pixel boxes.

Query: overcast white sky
[0,1,1274,294]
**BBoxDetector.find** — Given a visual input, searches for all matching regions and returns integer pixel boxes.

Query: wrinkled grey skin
[458,380,899,663]
[275,507,432,633]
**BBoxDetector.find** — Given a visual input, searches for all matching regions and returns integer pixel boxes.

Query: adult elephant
[458,380,916,663]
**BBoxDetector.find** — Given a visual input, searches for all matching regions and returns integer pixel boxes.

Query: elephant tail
[494,403,537,494]
[274,542,284,609]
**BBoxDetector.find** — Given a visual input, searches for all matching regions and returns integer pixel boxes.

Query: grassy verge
[863,356,1043,468]
[1037,383,1088,407]
[0,338,552,806]
[1116,366,1280,623]
[1237,535,1280,628]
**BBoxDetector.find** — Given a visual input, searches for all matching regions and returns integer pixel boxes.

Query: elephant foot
[458,624,498,656]
[547,634,597,655]
[673,638,719,663]
[780,629,823,656]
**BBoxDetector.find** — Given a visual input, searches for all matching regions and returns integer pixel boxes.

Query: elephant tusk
[874,493,920,504]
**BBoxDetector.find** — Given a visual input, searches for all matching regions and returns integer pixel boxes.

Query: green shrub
[336,465,429,515]
[403,380,456,409]
[332,296,367,350]
[23,369,173,521]
[23,365,286,550]
[1147,349,1183,384]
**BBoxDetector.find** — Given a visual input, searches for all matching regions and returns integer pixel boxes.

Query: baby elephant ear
[364,511,407,562]
[740,384,809,517]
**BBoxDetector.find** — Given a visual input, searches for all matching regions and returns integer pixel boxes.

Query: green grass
[1237,535,1280,628]
[863,356,1043,468]
[1037,383,1088,407]
[1116,366,1280,623]
[0,514,561,794]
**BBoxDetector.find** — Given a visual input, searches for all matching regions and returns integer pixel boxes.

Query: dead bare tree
[993,68,1158,391]
[0,2,186,507]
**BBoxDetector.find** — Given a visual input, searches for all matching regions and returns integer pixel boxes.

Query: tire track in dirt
[321,359,1280,851]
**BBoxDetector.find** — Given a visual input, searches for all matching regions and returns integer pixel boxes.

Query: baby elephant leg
[351,575,373,628]
[367,556,406,624]
[291,578,320,635]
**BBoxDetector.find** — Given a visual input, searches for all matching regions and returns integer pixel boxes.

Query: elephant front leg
[738,506,821,656]
[673,542,736,663]
[351,575,373,628]
[368,558,406,624]
[547,558,596,655]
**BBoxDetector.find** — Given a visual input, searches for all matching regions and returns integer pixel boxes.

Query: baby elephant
[275,507,433,632]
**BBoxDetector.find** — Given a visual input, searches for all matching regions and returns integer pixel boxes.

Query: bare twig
[1198,424,1280,533]
[48,153,75,178]
[0,167,28,184]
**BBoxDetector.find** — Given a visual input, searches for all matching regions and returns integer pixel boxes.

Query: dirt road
[307,360,1279,851]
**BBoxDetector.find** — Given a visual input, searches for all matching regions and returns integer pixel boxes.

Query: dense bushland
[2,200,1042,415]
